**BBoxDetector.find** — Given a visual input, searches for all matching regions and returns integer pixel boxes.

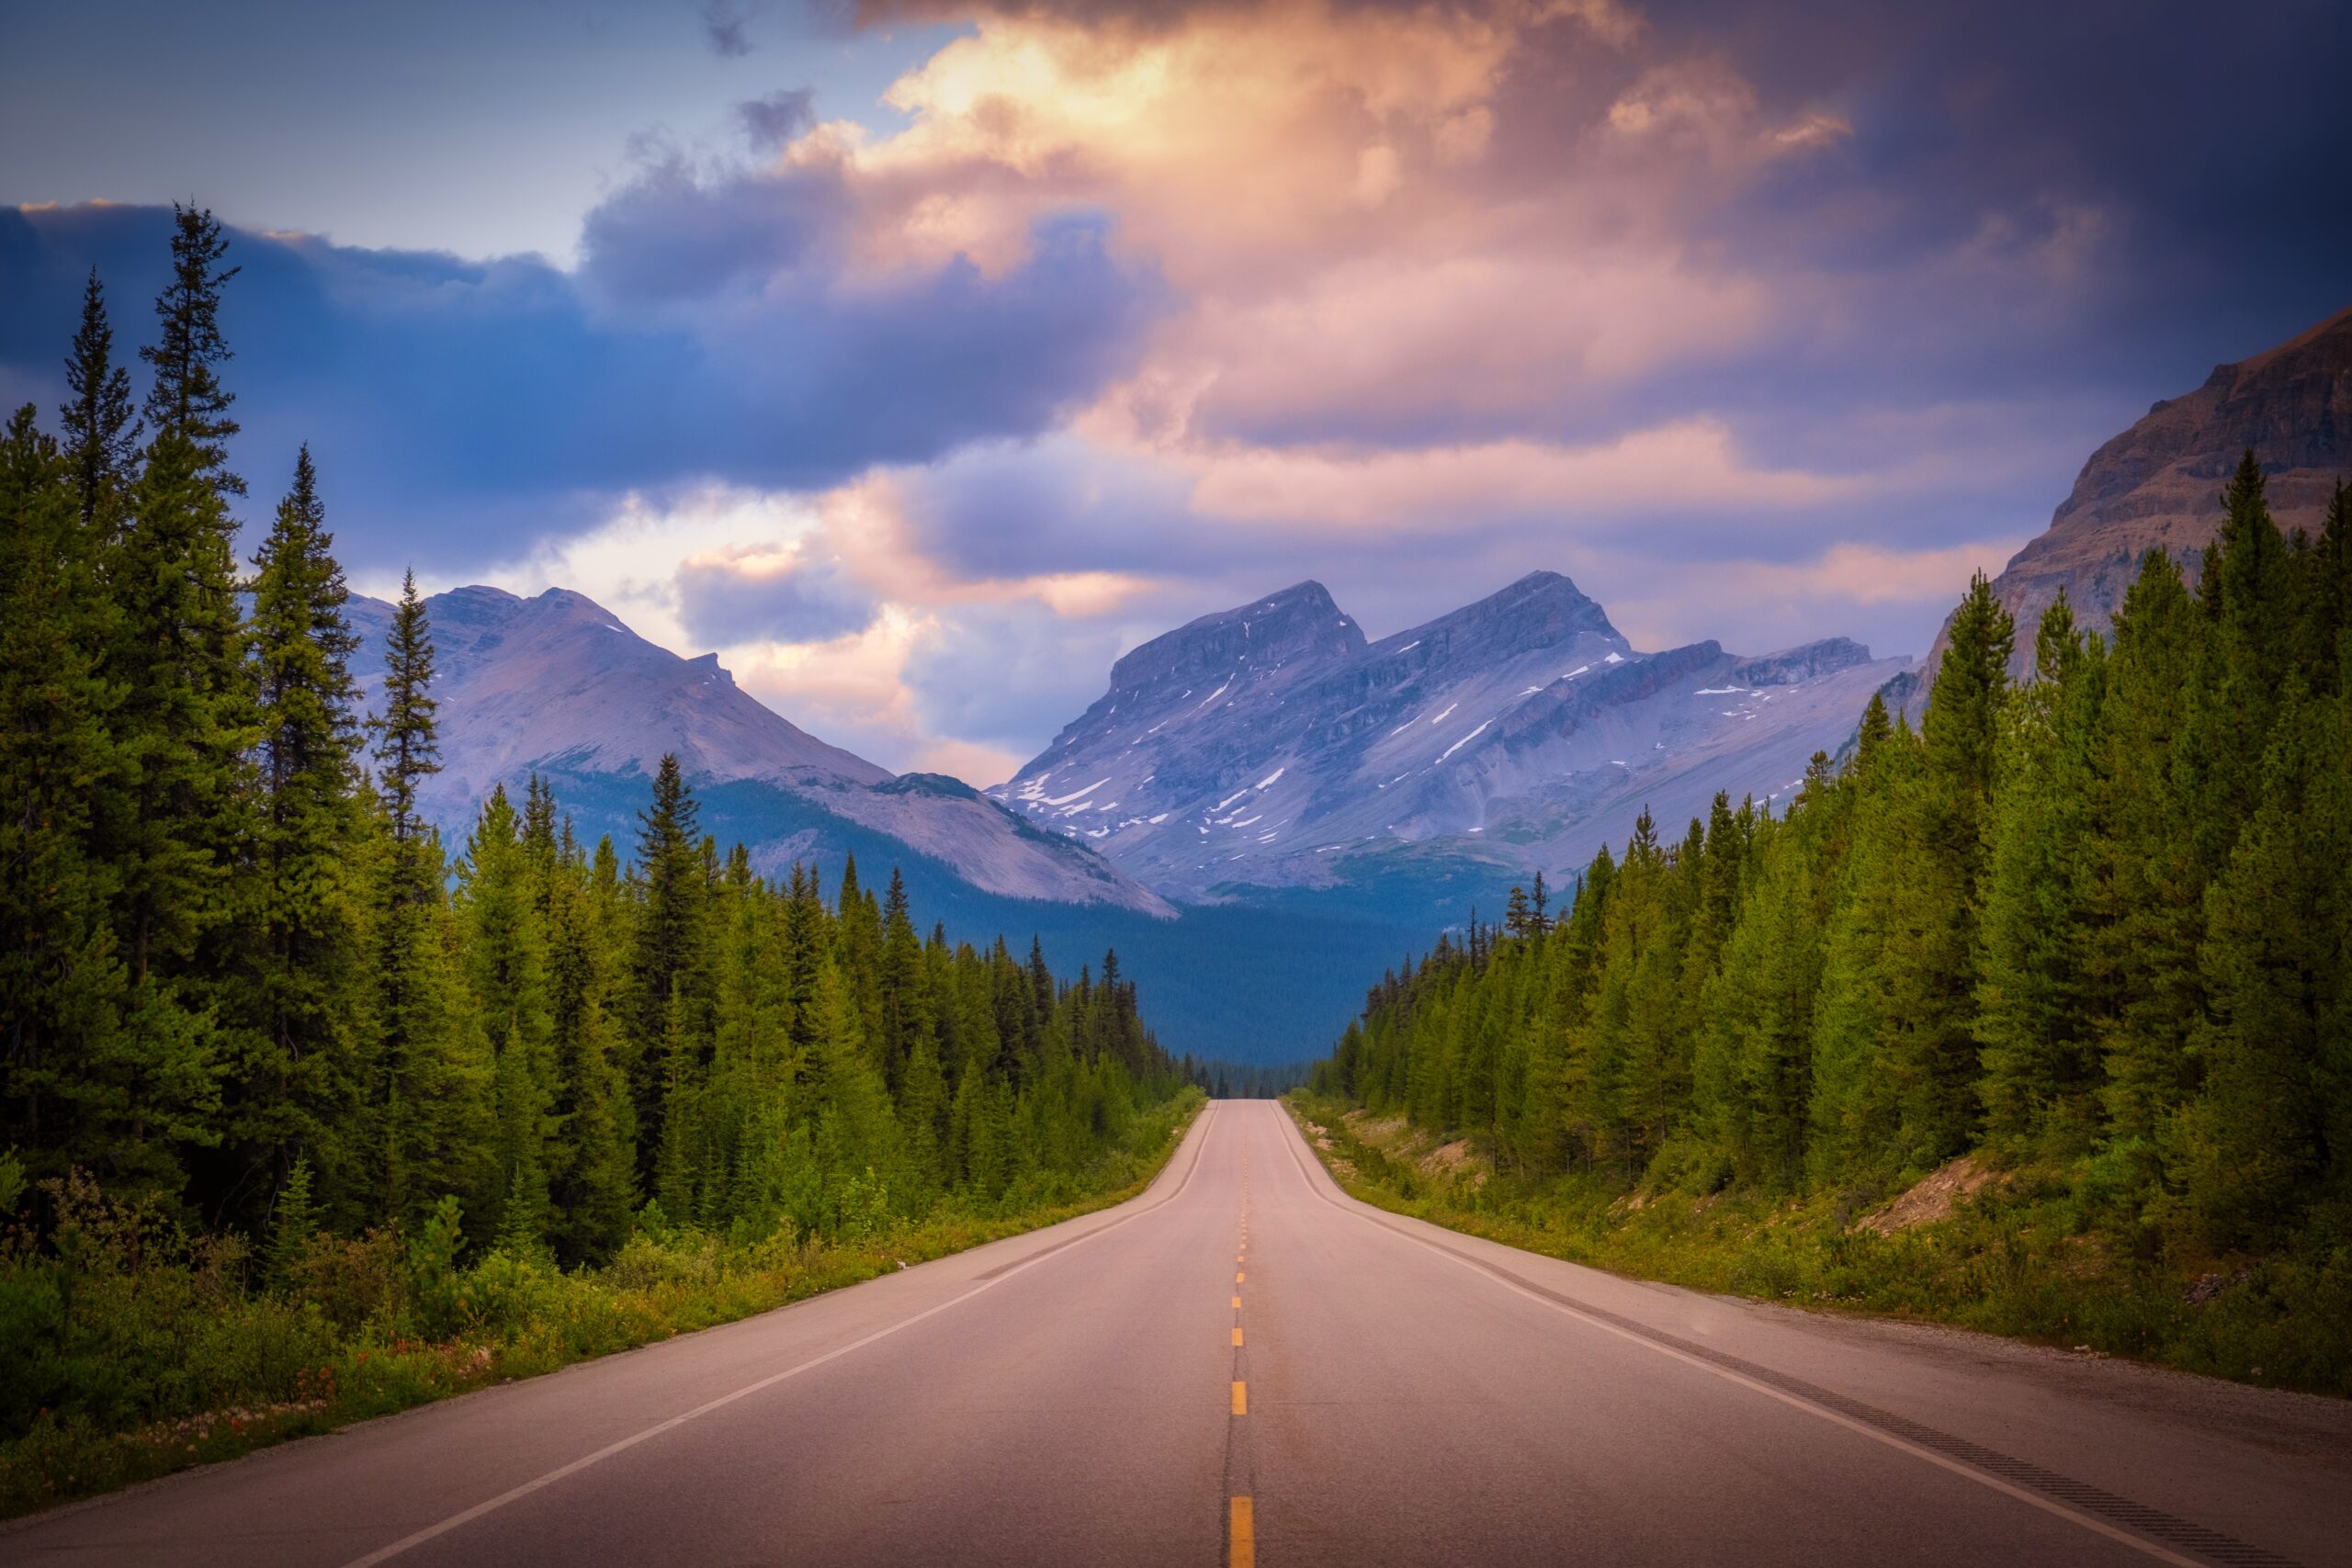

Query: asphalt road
[5,1100,2346,1567]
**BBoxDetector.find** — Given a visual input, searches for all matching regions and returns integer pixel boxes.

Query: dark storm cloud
[0,190,1164,571]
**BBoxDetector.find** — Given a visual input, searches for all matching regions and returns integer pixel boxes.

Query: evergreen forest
[1308,471,2352,1389]
[0,207,1197,1509]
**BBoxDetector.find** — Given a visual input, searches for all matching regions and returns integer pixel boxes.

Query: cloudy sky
[4,0,2346,783]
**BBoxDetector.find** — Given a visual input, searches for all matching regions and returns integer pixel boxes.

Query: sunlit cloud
[11,0,2342,785]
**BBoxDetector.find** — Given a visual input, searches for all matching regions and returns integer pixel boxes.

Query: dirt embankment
[1853,1156,1998,1235]
[1334,1110,1492,1189]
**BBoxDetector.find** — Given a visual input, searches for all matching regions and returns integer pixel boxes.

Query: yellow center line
[1232,1326,1245,1346]
[1229,1496,1255,1568]
[1230,1381,1248,1416]
[1232,1295,1241,1308]
[1236,1271,1245,1282]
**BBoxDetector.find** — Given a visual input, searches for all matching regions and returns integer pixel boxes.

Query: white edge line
[340,1104,1220,1568]
[1269,1111,2210,1568]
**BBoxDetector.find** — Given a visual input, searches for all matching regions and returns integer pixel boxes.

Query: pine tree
[58,268,141,530]
[1886,571,2013,1162]
[1975,592,2104,1151]
[2087,551,2209,1150]
[141,203,243,494]
[365,820,492,1225]
[373,570,440,854]
[361,577,488,1224]
[2179,684,2344,1247]
[2179,453,2293,879]
[232,446,368,1220]
[265,1154,318,1290]
[0,407,129,1182]
[94,426,257,1203]
[540,810,636,1262]
[628,754,708,1174]
[456,785,557,1247]
[877,867,933,1093]
[1808,716,1916,1180]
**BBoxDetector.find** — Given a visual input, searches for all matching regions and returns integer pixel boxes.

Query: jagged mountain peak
[997,570,1904,898]
[1376,569,1623,664]
[1105,579,1365,697]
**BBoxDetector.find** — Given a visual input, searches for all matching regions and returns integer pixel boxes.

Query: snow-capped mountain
[346,584,1170,917]
[992,572,1908,898]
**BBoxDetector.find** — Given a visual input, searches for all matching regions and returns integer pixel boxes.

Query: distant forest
[0,204,1195,1261]
[1317,466,2351,1267]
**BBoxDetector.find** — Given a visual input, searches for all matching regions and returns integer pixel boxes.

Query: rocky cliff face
[349,586,1170,916]
[1941,303,2351,675]
[993,572,1906,897]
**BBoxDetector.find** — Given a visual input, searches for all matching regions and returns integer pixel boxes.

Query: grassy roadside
[1284,1093,2351,1397]
[0,1094,1203,1521]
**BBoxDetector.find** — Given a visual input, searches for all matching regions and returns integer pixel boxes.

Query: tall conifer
[141,203,243,494]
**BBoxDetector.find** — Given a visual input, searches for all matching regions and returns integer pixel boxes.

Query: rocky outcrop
[1936,303,2351,677]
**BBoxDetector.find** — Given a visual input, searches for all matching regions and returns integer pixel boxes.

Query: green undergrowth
[0,1095,1200,1521]
[1286,1093,2350,1397]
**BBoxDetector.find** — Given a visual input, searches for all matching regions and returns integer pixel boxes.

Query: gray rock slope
[992,573,1907,897]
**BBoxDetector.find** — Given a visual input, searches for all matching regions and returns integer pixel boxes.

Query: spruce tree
[877,867,933,1093]
[2180,684,2343,1247]
[2086,550,2209,1151]
[373,570,440,854]
[1975,592,2104,1151]
[0,407,129,1182]
[141,203,243,494]
[94,426,256,1202]
[1888,572,2013,1162]
[2179,453,2293,880]
[540,809,637,1262]
[362,574,488,1223]
[628,754,708,1174]
[456,785,557,1247]
[59,268,141,530]
[234,446,368,1219]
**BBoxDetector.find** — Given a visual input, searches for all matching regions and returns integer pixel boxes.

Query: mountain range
[347,574,1900,1062]
[990,571,1907,903]
[351,303,2346,1063]
[345,584,1170,919]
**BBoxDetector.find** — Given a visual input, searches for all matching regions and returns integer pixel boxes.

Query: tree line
[1,206,1188,1264]
[1314,460,2350,1259]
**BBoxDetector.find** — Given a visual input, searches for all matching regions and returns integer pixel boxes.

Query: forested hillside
[0,207,1196,1510]
[1309,464,2352,1388]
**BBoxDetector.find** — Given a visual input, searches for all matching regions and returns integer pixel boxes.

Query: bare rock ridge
[1101,580,1367,699]
[347,585,1171,917]
[992,570,1908,897]
[1940,301,2352,676]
